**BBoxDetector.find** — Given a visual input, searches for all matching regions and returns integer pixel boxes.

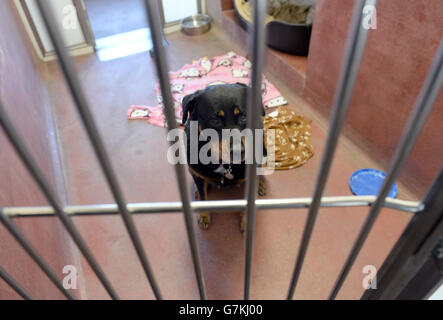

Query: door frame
[14,0,95,61]
[72,0,96,48]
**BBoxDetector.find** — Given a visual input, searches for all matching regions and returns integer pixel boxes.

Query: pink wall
[0,1,79,299]
[303,0,443,195]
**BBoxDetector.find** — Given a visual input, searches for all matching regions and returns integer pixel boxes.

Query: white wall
[24,0,86,52]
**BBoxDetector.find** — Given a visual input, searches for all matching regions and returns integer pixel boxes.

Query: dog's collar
[189,166,245,185]
[214,164,234,184]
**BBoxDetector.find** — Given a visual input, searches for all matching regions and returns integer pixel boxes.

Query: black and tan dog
[182,83,267,232]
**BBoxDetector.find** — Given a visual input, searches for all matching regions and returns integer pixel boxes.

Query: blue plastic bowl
[349,169,398,198]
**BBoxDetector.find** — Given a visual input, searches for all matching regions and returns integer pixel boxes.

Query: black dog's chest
[184,125,246,185]
[189,161,246,185]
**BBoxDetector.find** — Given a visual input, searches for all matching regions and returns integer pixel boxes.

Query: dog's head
[182,83,265,163]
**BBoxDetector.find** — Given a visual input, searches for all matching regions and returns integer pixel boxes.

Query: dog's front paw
[258,177,267,196]
[198,212,211,230]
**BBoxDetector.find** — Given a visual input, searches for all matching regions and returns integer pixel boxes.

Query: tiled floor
[45,26,416,299]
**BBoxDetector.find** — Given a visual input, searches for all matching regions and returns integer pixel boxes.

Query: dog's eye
[209,118,222,127]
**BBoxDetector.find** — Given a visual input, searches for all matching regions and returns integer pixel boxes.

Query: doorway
[83,0,201,61]
[83,0,147,39]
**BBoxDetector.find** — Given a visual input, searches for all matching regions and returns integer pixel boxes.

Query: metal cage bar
[286,0,377,300]
[0,209,75,299]
[36,0,161,299]
[243,0,267,300]
[328,38,443,300]
[361,166,443,300]
[2,196,422,218]
[143,0,207,300]
[0,96,117,299]
[0,0,440,301]
[0,266,33,300]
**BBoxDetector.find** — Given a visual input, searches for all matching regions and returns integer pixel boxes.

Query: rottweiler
[182,83,267,232]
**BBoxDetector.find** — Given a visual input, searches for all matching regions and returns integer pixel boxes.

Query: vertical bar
[243,0,267,300]
[0,209,75,299]
[329,39,443,300]
[36,0,161,299]
[0,98,118,299]
[0,266,33,300]
[196,0,203,15]
[287,0,377,300]
[361,166,443,300]
[143,0,206,299]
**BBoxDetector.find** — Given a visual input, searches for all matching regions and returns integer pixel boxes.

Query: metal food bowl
[181,14,212,36]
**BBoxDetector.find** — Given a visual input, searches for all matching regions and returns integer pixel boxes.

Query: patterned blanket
[127,51,288,127]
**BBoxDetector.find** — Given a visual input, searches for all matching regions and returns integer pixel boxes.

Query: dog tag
[225,172,234,180]
[214,166,226,175]
[225,166,234,180]
[214,165,234,180]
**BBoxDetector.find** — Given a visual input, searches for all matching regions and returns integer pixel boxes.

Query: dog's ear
[182,90,201,124]
[235,82,265,116]
[235,82,248,88]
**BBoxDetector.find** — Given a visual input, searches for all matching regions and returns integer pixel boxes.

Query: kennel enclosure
[0,0,442,300]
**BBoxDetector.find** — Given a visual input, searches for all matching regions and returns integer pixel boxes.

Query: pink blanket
[127,51,288,127]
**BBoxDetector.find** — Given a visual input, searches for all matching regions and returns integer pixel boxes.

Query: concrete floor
[44,26,416,299]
